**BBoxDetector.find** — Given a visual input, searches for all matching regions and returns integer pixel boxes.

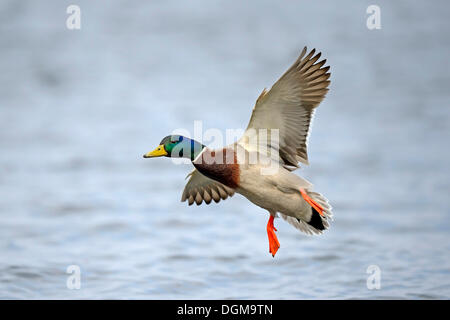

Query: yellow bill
[143,145,168,158]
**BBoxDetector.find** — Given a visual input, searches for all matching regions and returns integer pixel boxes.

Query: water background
[0,0,449,299]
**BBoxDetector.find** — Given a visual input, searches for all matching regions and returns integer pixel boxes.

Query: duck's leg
[267,213,280,257]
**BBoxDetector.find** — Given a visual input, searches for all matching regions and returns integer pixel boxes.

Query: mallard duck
[144,47,332,257]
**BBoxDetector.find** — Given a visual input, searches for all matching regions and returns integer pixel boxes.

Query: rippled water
[0,0,449,299]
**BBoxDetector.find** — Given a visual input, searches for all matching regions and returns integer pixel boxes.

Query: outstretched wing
[238,47,331,169]
[181,169,235,206]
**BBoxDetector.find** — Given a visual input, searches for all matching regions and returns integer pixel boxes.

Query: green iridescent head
[143,135,205,161]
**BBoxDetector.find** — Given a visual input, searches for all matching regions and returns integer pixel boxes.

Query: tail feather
[279,190,332,235]
[308,206,326,230]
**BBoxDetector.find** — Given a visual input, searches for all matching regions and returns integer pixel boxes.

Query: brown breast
[192,147,240,188]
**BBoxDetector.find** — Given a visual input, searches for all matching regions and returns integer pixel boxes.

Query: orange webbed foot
[267,215,280,257]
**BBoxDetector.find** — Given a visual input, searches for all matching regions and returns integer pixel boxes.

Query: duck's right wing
[181,169,235,206]
[238,47,331,170]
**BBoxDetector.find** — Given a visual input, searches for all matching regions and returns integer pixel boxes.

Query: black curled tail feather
[307,207,325,231]
[279,190,332,235]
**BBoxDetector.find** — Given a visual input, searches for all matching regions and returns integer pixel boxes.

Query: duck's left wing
[238,47,330,169]
[181,169,235,206]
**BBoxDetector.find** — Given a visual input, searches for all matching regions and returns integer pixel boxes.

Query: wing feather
[181,169,235,206]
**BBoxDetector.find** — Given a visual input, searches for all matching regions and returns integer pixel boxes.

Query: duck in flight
[144,47,332,257]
